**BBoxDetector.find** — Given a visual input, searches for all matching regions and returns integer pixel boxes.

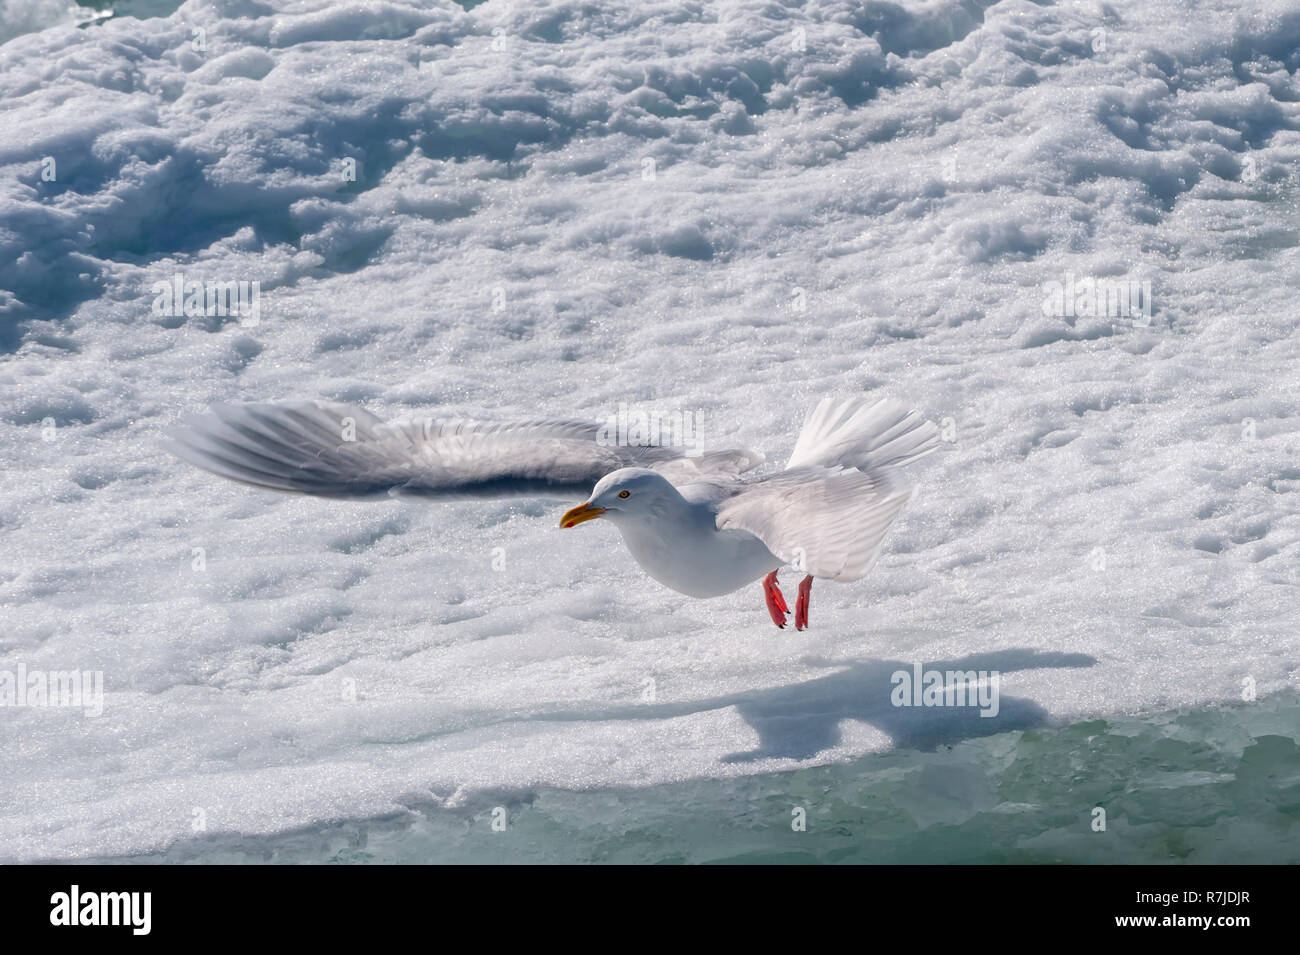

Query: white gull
[165,395,938,629]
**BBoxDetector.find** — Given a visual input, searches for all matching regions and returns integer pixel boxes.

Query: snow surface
[1,0,1298,861]
[101,691,1300,863]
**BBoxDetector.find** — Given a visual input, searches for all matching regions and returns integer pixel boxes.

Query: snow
[1,0,1298,861]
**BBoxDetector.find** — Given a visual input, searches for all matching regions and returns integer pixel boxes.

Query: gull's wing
[164,400,763,501]
[717,395,939,581]
[714,466,916,582]
[787,396,939,471]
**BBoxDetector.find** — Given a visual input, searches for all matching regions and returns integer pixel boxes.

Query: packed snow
[1,0,1297,861]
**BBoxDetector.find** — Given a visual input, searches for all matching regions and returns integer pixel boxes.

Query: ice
[0,0,1297,861]
[92,692,1300,863]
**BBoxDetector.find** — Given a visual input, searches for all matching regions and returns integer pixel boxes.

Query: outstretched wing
[714,466,915,582]
[164,400,763,501]
[787,396,938,471]
[716,395,939,582]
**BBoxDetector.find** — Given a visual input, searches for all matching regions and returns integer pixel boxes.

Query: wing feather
[787,396,938,471]
[717,396,938,582]
[164,400,762,501]
[715,466,914,582]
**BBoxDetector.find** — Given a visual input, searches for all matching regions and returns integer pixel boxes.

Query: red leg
[795,575,813,631]
[762,570,789,628]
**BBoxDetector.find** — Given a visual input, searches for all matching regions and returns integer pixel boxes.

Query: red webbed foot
[794,575,813,631]
[762,570,789,628]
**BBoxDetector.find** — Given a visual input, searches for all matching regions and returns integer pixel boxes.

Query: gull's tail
[786,396,939,472]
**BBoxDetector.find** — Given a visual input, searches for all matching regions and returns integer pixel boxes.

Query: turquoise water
[105,692,1300,864]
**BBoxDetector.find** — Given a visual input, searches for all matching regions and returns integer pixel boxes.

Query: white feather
[786,396,939,471]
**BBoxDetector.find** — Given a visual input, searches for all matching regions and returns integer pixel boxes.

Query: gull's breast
[615,508,780,599]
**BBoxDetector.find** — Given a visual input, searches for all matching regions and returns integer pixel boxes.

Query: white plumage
[165,395,938,627]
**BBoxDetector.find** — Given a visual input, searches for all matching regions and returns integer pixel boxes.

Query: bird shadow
[718,648,1096,763]
[536,647,1096,763]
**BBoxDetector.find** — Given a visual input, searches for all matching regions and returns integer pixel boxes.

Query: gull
[165,396,938,630]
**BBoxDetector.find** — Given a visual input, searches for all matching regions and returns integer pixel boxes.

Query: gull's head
[559,468,679,529]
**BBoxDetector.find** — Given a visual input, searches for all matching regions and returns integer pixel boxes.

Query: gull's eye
[618,490,631,499]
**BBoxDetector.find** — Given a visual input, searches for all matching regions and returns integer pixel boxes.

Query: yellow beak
[560,502,606,529]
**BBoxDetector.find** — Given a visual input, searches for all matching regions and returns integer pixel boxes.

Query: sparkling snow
[1,0,1297,860]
